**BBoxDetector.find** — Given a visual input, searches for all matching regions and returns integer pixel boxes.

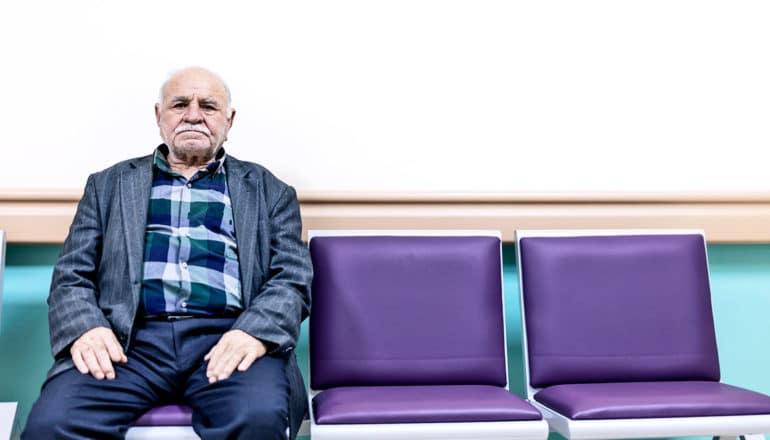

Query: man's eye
[173,103,186,109]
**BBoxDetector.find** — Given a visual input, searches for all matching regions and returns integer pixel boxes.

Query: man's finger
[104,337,127,363]
[81,348,105,380]
[237,351,258,372]
[217,352,243,381]
[207,353,229,381]
[206,349,223,380]
[204,341,223,362]
[71,349,90,375]
[205,346,221,369]
[208,349,238,382]
[94,348,116,380]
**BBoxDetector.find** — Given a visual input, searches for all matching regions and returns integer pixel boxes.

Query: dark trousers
[23,318,289,440]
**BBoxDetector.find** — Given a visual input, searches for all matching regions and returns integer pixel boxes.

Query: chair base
[310,419,549,440]
[125,419,310,439]
[533,401,770,439]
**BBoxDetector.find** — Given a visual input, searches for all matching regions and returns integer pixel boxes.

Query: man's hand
[204,329,267,383]
[70,326,128,380]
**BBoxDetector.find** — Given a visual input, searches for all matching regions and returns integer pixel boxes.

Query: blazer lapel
[120,156,153,304]
[227,157,260,307]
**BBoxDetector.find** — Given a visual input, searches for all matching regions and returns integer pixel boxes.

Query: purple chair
[308,230,548,440]
[125,405,198,439]
[126,405,310,439]
[516,229,770,439]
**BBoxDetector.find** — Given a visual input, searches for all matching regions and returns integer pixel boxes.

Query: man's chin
[169,142,216,163]
[171,138,214,151]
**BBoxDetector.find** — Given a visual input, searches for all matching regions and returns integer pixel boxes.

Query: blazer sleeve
[232,185,312,354]
[48,174,111,359]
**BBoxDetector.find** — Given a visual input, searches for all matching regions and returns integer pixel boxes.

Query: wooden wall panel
[2,190,770,243]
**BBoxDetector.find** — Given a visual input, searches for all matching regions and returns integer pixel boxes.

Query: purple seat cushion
[535,381,770,420]
[314,385,542,424]
[310,236,506,389]
[519,234,720,388]
[133,405,192,426]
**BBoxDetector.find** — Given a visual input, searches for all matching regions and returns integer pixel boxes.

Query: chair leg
[714,436,766,440]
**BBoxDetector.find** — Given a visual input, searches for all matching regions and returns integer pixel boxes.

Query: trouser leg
[186,354,290,440]
[172,318,291,440]
[23,321,179,440]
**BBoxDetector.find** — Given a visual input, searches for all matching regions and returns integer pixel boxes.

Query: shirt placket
[176,176,193,313]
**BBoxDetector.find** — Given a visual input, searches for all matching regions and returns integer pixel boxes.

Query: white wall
[1,1,769,192]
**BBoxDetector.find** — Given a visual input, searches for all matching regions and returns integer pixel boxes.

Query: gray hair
[157,66,233,115]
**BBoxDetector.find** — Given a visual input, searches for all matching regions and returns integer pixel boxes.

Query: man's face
[155,69,234,164]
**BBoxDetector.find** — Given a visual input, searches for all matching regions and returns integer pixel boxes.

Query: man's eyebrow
[198,97,221,107]
[170,96,191,104]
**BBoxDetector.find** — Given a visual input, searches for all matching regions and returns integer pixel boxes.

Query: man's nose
[183,103,204,122]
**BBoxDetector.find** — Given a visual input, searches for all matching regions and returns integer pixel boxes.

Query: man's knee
[23,401,73,439]
[232,399,289,438]
[192,356,291,438]
[23,367,152,440]
[247,401,289,437]
[200,399,289,439]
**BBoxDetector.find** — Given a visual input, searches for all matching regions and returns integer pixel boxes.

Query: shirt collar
[153,144,227,177]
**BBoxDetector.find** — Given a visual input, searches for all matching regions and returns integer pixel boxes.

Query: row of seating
[128,229,770,439]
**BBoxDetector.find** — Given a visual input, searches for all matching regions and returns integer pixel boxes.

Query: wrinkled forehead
[162,71,229,105]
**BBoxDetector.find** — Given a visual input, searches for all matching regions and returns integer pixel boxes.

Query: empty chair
[516,229,770,439]
[308,230,548,440]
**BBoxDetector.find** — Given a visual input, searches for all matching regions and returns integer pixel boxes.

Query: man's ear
[228,108,236,129]
[155,103,161,124]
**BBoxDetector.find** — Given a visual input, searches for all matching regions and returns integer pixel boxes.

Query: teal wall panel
[0,245,59,437]
[1,244,769,439]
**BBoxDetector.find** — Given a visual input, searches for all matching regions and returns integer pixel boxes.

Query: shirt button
[186,183,192,188]
[181,301,187,308]
[181,261,188,269]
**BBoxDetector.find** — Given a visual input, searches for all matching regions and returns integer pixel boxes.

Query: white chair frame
[125,426,200,440]
[307,230,548,440]
[515,229,770,440]
[125,423,309,440]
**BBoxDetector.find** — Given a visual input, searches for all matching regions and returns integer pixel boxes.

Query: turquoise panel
[2,244,769,440]
[0,245,59,438]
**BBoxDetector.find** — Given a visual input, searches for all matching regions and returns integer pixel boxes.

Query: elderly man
[23,67,312,439]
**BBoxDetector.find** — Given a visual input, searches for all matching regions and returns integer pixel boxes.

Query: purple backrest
[309,234,507,389]
[518,232,720,389]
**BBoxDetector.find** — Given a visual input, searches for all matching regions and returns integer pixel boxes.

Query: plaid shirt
[141,145,243,317]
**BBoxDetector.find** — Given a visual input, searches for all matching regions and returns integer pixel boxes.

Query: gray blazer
[47,152,312,438]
